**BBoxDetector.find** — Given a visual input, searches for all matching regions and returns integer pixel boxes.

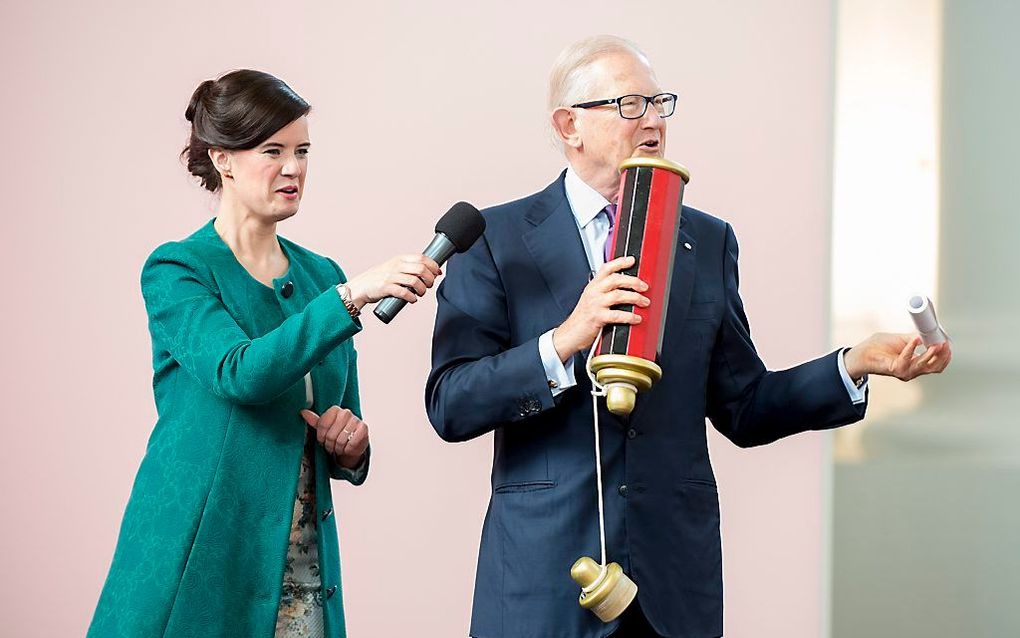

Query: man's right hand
[552,256,650,362]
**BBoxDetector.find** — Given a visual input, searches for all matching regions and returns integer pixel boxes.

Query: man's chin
[630,146,664,158]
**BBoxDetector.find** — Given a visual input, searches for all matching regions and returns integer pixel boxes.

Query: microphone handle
[373,233,458,324]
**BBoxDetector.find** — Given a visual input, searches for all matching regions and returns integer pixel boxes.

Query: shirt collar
[563,165,612,229]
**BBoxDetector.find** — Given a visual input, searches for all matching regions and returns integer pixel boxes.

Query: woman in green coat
[88,70,441,637]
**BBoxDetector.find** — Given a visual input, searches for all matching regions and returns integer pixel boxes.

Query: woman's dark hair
[182,69,311,192]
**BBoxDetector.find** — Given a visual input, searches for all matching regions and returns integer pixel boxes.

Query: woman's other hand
[300,406,369,469]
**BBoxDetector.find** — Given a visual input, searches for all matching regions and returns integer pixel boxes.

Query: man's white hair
[548,35,653,111]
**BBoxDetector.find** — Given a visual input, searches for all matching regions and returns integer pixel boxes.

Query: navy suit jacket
[425,173,866,638]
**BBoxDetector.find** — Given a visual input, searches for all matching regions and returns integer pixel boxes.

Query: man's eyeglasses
[571,93,678,120]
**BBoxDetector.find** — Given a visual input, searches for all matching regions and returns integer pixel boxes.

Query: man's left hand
[844,333,952,382]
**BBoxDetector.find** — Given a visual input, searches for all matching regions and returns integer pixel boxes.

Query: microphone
[373,201,485,324]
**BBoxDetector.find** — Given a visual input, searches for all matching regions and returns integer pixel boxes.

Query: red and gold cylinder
[591,157,691,415]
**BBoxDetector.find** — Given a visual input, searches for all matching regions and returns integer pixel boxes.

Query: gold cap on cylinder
[589,354,663,416]
[618,156,691,183]
[570,557,638,622]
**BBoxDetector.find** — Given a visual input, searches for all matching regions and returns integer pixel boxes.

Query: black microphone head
[435,201,485,252]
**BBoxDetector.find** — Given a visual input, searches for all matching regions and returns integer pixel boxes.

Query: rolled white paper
[908,295,948,346]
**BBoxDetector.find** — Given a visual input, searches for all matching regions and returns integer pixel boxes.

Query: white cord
[584,336,610,589]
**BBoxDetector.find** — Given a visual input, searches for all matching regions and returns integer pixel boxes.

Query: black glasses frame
[570,92,678,119]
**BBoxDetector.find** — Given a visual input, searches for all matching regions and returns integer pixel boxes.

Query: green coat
[89,220,368,637]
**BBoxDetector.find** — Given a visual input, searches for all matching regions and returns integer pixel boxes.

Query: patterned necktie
[602,204,617,263]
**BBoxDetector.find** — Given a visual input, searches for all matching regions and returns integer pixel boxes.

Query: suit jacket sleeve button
[523,396,541,414]
[326,585,337,599]
[321,507,334,521]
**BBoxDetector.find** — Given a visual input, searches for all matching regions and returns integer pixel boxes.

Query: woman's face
[221,116,310,221]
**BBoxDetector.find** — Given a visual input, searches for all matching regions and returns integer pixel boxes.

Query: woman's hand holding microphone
[343,254,443,310]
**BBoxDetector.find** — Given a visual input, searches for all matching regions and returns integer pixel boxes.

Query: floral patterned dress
[275,376,325,637]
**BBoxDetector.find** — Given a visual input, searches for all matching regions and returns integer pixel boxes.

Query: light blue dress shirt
[537,166,867,404]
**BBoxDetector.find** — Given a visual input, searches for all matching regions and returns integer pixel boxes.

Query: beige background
[0,2,840,636]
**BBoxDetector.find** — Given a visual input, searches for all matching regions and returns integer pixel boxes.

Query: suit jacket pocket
[685,299,719,321]
[494,480,556,494]
[681,477,718,489]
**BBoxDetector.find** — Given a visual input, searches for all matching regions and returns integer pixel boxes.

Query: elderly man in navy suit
[425,35,951,638]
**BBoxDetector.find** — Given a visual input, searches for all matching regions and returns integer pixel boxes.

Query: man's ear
[208,147,233,181]
[551,107,583,150]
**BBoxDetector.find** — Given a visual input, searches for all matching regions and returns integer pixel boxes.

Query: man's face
[573,53,668,181]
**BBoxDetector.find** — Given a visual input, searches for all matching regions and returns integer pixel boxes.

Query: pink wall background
[0,2,837,636]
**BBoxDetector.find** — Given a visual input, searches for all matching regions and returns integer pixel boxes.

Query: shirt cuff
[333,445,370,485]
[838,348,868,405]
[538,329,577,397]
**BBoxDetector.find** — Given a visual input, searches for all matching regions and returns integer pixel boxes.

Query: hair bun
[185,79,215,122]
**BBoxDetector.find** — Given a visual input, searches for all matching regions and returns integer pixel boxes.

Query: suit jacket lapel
[522,173,592,316]
[663,213,697,332]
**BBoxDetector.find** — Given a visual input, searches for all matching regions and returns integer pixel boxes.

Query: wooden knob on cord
[570,556,638,622]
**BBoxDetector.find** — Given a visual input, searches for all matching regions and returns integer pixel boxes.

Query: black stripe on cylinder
[599,169,636,357]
